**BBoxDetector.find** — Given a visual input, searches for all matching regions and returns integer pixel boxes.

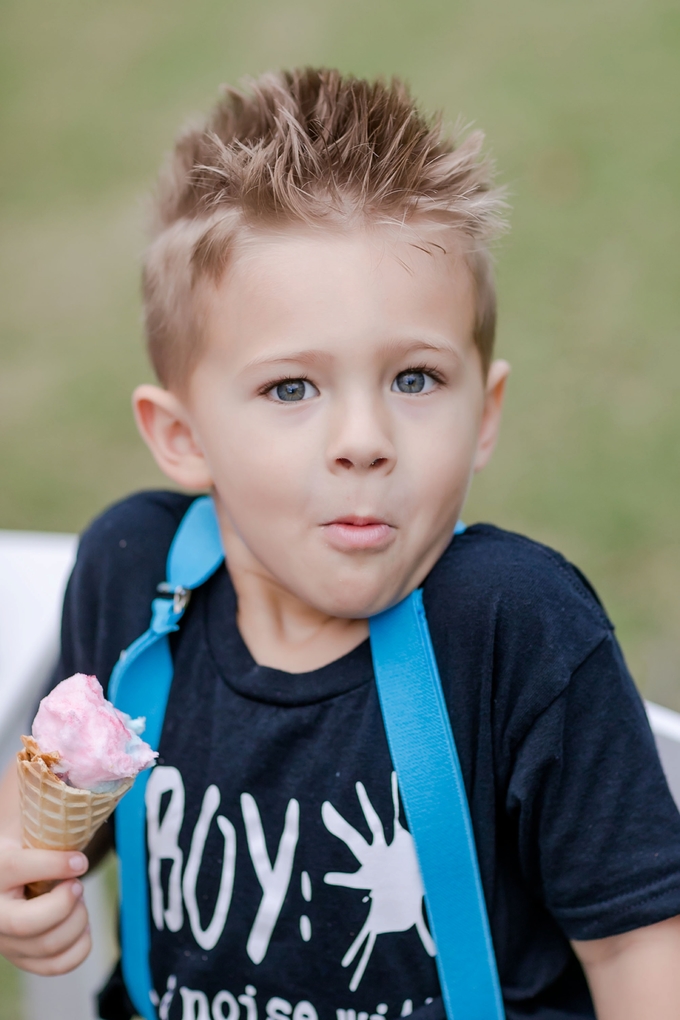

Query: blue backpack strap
[369,588,504,1020]
[109,496,224,1020]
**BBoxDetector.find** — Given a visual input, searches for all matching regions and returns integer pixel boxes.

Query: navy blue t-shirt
[54,491,680,1020]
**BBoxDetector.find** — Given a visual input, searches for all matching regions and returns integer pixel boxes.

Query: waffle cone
[17,736,134,896]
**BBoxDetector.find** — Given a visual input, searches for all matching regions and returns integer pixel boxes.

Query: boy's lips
[322,516,395,551]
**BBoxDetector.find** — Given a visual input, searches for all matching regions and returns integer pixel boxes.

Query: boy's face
[138,227,507,618]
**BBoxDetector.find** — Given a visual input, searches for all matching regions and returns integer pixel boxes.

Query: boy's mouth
[322,516,395,552]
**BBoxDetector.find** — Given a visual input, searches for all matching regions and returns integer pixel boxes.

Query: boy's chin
[298,574,412,620]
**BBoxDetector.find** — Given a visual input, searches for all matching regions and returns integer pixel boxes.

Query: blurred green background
[0,0,679,1008]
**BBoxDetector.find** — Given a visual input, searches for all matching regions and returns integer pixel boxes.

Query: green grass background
[0,0,678,1010]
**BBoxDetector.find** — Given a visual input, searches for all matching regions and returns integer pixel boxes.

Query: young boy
[1,68,680,1020]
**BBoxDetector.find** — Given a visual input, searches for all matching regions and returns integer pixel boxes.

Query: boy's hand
[0,839,91,975]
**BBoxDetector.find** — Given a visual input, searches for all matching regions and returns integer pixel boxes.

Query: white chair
[1,527,680,1018]
[645,703,680,810]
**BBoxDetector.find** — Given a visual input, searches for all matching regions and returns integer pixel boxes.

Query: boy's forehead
[201,225,477,359]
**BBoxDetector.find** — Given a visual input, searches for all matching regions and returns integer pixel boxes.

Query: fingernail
[69,853,87,873]
[71,881,83,897]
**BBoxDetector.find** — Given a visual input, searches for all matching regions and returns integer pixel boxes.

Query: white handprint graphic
[323,772,435,991]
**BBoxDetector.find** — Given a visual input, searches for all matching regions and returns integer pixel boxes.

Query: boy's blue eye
[393,370,429,394]
[271,379,318,402]
[277,380,305,401]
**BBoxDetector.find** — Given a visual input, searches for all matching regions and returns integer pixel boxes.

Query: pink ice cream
[32,673,157,793]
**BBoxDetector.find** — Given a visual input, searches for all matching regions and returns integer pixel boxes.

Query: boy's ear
[133,384,213,491]
[473,359,510,473]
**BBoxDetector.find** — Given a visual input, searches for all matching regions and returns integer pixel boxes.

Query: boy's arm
[0,761,92,975]
[572,917,680,1019]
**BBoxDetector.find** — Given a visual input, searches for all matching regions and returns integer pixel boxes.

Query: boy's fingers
[0,880,84,939]
[0,848,88,891]
[10,899,88,960]
[14,927,92,977]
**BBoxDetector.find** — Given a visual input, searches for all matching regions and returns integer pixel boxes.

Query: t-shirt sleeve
[508,631,680,941]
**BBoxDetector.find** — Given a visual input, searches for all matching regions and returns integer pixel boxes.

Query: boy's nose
[326,399,396,475]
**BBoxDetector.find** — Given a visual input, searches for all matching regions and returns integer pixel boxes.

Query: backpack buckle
[156,582,191,614]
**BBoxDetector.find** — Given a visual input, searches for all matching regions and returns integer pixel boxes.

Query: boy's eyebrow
[241,337,459,372]
[242,349,331,372]
[377,337,459,358]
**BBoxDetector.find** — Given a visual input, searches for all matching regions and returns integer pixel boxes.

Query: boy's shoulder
[75,487,196,611]
[62,491,196,689]
[436,521,611,628]
[74,488,195,593]
[424,522,615,721]
[79,488,195,558]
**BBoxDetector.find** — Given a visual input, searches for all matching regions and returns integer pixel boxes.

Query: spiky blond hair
[143,68,507,387]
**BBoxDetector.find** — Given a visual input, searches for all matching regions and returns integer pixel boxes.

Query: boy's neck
[220,518,369,674]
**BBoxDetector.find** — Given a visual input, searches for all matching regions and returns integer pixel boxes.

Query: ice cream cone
[17,736,133,897]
